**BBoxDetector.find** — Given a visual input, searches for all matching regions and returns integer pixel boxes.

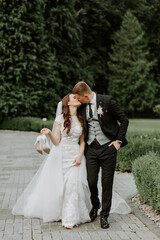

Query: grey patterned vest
[87,105,110,145]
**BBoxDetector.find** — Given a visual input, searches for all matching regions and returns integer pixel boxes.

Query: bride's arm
[40,122,61,146]
[79,131,85,158]
[73,131,85,166]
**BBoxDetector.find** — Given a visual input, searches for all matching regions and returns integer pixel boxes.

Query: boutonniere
[97,105,104,117]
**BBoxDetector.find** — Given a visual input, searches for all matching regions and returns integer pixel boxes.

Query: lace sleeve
[55,114,63,125]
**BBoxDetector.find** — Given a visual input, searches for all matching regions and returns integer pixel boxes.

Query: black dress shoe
[90,203,101,222]
[100,216,109,229]
[90,207,98,222]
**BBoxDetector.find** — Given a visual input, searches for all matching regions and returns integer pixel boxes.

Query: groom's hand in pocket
[108,141,121,151]
[72,156,82,166]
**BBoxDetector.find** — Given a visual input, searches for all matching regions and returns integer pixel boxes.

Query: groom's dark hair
[73,81,92,96]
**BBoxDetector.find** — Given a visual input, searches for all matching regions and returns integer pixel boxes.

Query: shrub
[0,117,54,132]
[116,129,160,172]
[132,152,160,212]
[153,104,160,117]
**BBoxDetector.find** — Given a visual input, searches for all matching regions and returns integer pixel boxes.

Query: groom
[73,81,129,229]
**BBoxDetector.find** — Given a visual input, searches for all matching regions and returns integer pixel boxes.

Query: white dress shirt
[86,92,96,120]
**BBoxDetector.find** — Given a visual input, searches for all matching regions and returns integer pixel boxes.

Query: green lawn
[129,119,160,131]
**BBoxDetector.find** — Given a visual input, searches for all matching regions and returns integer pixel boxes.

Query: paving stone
[107,230,122,240]
[125,231,141,240]
[97,230,111,240]
[116,230,131,239]
[51,230,63,240]
[70,231,82,240]
[2,235,14,240]
[32,233,43,240]
[23,230,32,240]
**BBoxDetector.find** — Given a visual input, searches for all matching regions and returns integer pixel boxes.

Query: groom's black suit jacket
[80,94,129,147]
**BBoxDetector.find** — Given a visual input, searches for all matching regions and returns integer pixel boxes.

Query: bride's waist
[61,141,79,151]
[62,143,79,149]
[61,138,79,145]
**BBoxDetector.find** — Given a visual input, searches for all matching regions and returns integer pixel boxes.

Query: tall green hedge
[0,0,90,120]
[132,152,160,212]
[0,0,62,120]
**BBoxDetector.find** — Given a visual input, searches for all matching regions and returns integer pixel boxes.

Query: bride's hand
[40,128,51,135]
[72,156,82,166]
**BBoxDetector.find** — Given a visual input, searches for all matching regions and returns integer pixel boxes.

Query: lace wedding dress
[12,114,131,227]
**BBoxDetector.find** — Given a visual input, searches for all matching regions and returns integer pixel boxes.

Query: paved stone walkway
[0,131,159,240]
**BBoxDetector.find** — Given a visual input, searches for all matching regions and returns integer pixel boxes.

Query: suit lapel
[96,94,103,126]
[82,104,87,131]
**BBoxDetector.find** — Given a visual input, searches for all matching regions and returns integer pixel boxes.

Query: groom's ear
[84,94,89,100]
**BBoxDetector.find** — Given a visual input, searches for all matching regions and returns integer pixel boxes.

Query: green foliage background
[0,0,159,119]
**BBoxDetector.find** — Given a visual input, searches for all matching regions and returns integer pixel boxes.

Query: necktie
[88,103,93,118]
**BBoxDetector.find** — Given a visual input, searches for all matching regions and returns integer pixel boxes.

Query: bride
[12,93,131,229]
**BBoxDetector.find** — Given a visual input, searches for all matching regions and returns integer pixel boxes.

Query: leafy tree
[75,0,110,93]
[105,0,152,32]
[75,0,153,94]
[0,0,61,120]
[145,0,160,105]
[43,0,92,96]
[107,10,157,117]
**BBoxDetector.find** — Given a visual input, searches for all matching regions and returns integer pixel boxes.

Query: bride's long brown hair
[62,94,83,135]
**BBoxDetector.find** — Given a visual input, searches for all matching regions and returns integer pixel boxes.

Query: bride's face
[68,94,82,107]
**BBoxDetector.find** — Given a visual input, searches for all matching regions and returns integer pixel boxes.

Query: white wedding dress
[12,114,131,227]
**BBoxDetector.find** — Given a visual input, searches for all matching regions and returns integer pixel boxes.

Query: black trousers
[85,140,117,218]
